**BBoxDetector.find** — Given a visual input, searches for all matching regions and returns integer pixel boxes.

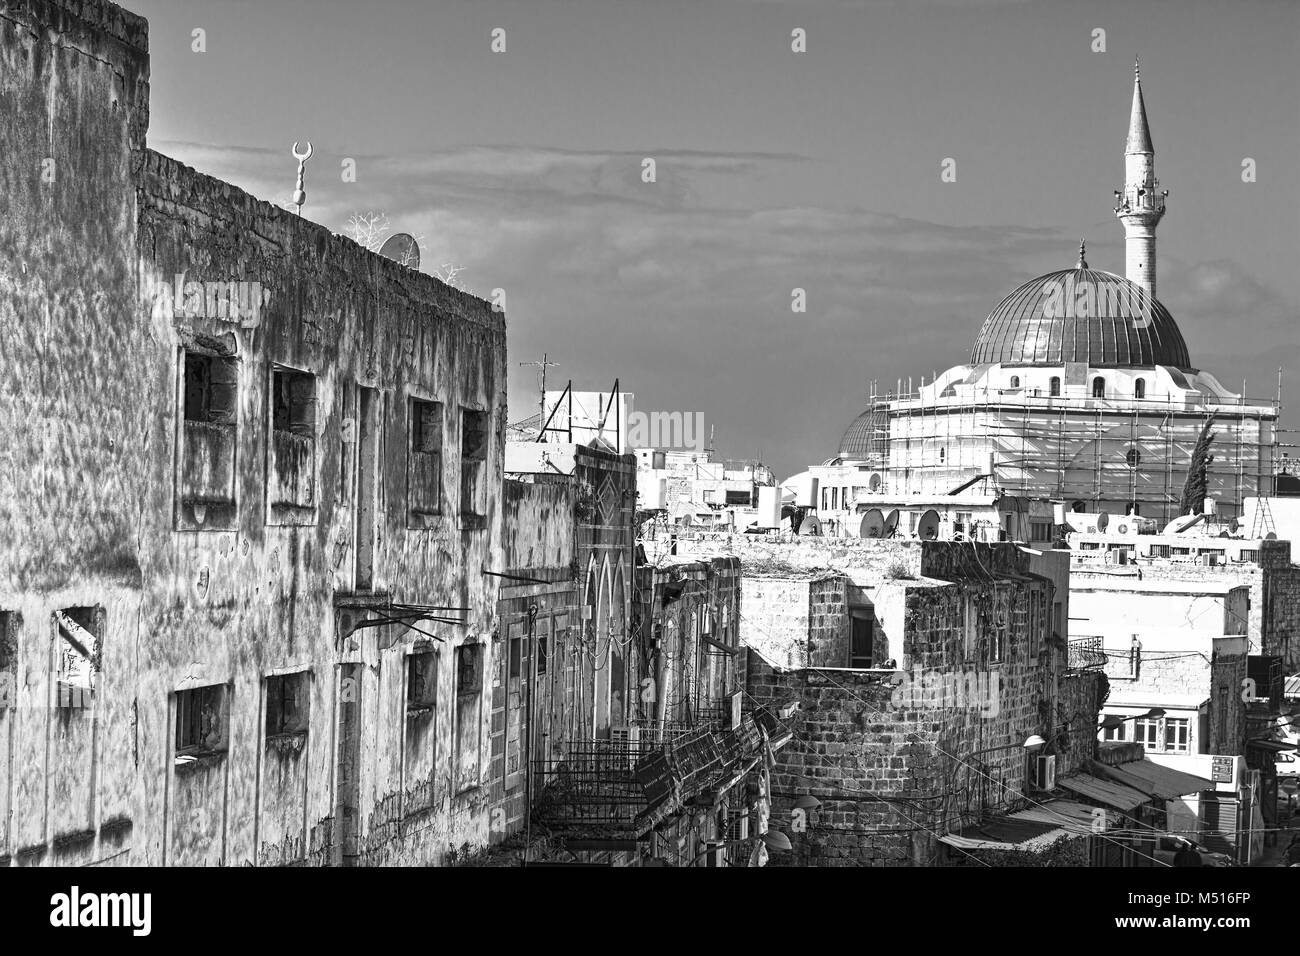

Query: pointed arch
[610,564,628,726]
[593,555,613,737]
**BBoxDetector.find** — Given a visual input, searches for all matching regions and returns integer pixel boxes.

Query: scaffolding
[858,380,1284,524]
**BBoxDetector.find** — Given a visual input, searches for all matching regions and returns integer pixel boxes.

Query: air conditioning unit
[1029,754,1056,792]
[610,725,641,761]
[727,691,743,729]
[638,475,667,510]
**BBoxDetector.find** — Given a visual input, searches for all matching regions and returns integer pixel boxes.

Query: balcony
[1068,636,1106,672]
[531,712,791,837]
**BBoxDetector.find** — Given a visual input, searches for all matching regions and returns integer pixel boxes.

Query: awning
[1058,772,1150,812]
[1247,739,1299,753]
[1094,759,1214,800]
[939,799,1095,852]
[939,818,1063,852]
[1285,675,1300,699]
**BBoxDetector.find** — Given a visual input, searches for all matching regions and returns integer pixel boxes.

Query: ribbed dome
[838,404,889,461]
[970,268,1190,369]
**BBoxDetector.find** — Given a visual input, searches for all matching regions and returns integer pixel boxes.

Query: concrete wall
[1071,536,1299,669]
[1,0,508,866]
[0,0,151,866]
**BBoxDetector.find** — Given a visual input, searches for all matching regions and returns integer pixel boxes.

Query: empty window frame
[1134,377,1146,399]
[269,368,318,509]
[455,643,484,791]
[508,634,522,682]
[176,684,229,757]
[460,408,490,517]
[404,649,439,813]
[535,624,548,676]
[54,607,102,712]
[849,614,873,669]
[0,611,17,710]
[407,651,437,714]
[1092,377,1105,398]
[409,399,443,516]
[1049,377,1061,397]
[181,352,238,507]
[457,643,483,696]
[265,671,310,738]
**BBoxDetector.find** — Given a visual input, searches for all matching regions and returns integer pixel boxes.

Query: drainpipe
[523,602,538,866]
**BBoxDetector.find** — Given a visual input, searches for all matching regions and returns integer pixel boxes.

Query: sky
[130,0,1299,479]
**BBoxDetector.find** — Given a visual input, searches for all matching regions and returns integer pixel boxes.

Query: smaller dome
[838,404,889,461]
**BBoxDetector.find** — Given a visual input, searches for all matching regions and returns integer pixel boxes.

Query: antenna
[378,233,421,271]
[520,353,559,431]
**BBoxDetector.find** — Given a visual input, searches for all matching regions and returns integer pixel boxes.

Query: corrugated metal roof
[1058,772,1150,811]
[1095,759,1214,799]
[939,799,1096,852]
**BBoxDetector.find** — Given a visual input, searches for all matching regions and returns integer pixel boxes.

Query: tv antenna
[520,353,559,428]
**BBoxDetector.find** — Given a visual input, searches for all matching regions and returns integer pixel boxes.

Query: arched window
[1092,377,1105,398]
[1049,377,1061,397]
[939,447,946,462]
[1009,375,1020,389]
[1134,378,1146,399]
[1125,448,1141,468]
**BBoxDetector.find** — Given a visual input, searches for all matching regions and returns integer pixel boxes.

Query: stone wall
[745,542,1099,866]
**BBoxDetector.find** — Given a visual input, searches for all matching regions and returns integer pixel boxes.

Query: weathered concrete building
[1069,531,1300,671]
[488,442,789,866]
[1,0,505,866]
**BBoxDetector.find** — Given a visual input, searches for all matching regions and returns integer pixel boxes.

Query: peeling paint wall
[0,0,150,868]
[2,0,507,866]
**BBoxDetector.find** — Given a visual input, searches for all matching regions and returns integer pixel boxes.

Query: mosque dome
[970,259,1190,370]
[837,403,889,461]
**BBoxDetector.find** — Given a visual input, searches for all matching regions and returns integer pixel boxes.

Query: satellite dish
[797,515,822,536]
[917,509,941,541]
[1096,512,1109,533]
[378,233,421,270]
[860,509,885,539]
[883,510,900,538]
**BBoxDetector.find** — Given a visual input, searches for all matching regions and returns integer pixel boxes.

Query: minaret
[1114,58,1167,300]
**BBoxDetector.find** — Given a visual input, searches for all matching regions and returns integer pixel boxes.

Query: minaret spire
[1115,58,1166,300]
[1126,58,1154,154]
